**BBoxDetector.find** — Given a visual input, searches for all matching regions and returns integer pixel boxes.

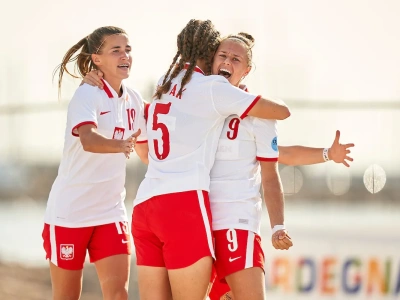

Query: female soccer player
[208,33,354,300]
[42,26,147,300]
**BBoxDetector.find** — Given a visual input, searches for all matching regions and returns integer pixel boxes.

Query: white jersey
[45,79,147,228]
[209,112,278,234]
[134,66,261,206]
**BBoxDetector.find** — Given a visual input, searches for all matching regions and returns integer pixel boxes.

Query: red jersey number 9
[152,102,172,160]
[227,118,240,140]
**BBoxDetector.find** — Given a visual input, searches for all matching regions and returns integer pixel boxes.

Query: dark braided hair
[222,32,255,67]
[154,19,221,99]
[53,26,127,98]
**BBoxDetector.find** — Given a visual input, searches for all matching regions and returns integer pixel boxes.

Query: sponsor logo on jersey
[100,111,111,115]
[113,127,125,140]
[271,136,278,151]
[229,256,241,262]
[60,244,74,260]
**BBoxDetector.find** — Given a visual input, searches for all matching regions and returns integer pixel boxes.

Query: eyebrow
[110,45,132,50]
[219,50,243,58]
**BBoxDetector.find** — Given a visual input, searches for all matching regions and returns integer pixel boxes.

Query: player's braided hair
[154,19,221,99]
[53,26,127,98]
[223,32,255,67]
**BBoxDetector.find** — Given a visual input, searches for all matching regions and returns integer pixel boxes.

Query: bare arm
[260,161,293,250]
[78,124,138,158]
[135,142,149,164]
[278,130,354,167]
[247,97,291,120]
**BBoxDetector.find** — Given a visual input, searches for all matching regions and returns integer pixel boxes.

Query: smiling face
[212,39,252,87]
[91,34,132,81]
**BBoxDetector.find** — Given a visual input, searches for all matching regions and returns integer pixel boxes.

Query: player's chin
[117,68,130,79]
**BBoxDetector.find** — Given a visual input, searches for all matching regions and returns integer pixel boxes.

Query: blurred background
[0,0,399,299]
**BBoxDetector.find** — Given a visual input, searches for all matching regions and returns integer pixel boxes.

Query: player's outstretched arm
[278,130,354,167]
[260,161,293,250]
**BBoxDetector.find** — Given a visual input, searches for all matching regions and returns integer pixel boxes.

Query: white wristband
[323,148,330,162]
[272,225,286,234]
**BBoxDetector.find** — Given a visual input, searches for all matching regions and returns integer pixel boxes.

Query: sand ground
[0,261,139,300]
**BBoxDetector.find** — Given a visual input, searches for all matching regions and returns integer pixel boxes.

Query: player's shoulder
[73,83,105,98]
[70,84,104,104]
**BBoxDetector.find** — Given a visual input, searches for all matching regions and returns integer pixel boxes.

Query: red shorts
[42,221,131,270]
[131,190,214,269]
[214,229,264,282]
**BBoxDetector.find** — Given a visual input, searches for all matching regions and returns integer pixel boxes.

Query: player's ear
[244,66,251,77]
[92,54,101,67]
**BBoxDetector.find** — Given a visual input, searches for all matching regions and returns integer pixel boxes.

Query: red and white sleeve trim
[71,121,97,137]
[240,95,261,119]
[256,156,278,162]
[136,140,148,144]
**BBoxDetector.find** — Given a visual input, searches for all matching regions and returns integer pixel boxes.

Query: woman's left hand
[81,70,104,89]
[272,230,293,250]
[328,130,355,167]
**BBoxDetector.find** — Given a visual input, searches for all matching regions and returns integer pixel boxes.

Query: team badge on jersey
[113,127,125,140]
[60,244,74,260]
[271,136,278,151]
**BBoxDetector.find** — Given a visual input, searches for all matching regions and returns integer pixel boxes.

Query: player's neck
[104,77,123,97]
[195,59,206,74]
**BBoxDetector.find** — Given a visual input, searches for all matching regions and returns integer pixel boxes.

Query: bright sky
[1,0,400,103]
[0,0,399,174]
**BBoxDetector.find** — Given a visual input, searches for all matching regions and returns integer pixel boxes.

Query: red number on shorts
[152,102,172,160]
[226,229,238,252]
[126,108,136,130]
[227,118,240,140]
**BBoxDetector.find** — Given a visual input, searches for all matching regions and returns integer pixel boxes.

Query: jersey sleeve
[253,118,279,161]
[210,76,261,119]
[68,85,99,137]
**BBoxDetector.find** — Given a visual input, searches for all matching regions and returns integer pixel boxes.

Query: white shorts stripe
[115,222,123,234]
[197,190,215,259]
[245,231,255,269]
[50,224,58,266]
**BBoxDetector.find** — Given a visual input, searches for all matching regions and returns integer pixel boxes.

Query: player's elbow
[80,136,95,152]
[277,106,291,120]
[81,141,94,152]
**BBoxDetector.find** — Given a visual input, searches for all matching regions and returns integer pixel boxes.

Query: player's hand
[272,229,293,250]
[81,70,104,89]
[122,129,141,159]
[329,130,355,167]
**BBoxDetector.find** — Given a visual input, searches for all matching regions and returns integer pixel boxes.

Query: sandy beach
[0,261,105,300]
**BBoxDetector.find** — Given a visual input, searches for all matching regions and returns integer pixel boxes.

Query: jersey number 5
[152,102,172,160]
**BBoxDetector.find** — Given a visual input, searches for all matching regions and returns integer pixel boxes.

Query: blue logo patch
[271,137,278,151]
